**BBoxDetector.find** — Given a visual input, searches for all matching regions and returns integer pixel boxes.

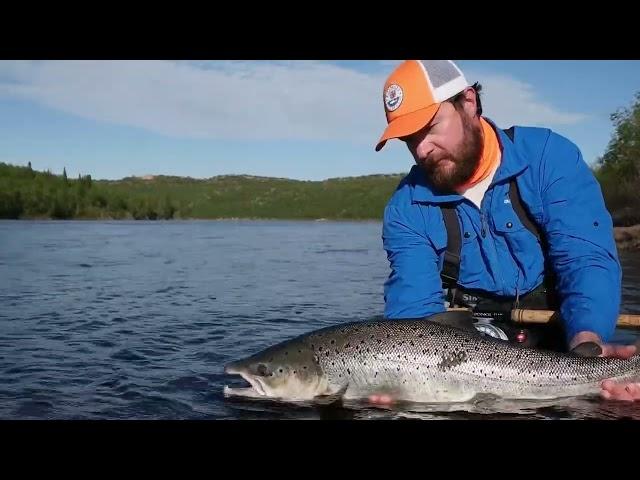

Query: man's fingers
[602,344,637,359]
[600,380,640,402]
[600,389,612,400]
[625,383,640,397]
[367,394,395,406]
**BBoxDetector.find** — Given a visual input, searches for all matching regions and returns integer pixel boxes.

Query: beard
[421,112,483,193]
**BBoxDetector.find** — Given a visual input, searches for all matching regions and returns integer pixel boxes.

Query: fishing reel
[473,318,509,341]
[445,288,541,348]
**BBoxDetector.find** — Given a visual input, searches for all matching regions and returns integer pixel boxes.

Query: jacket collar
[410,117,529,204]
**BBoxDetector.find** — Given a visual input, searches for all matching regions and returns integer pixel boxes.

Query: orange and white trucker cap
[375,60,470,152]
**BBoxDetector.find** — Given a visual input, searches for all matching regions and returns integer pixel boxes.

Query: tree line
[0,163,177,220]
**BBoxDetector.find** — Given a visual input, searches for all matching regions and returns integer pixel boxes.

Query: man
[375,60,640,402]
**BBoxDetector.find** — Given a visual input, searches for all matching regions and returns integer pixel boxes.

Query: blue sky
[1,60,639,181]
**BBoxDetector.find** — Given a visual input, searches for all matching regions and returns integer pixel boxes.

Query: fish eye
[256,364,269,376]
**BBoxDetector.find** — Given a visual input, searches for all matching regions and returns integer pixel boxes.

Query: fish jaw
[223,359,332,402]
[223,363,269,399]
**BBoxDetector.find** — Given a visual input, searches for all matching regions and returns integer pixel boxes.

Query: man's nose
[415,142,435,162]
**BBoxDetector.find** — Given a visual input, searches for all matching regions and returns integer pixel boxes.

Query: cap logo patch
[384,84,403,112]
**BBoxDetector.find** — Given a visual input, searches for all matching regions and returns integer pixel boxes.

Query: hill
[0,162,405,220]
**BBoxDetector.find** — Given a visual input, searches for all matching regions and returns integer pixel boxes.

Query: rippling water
[1,220,639,420]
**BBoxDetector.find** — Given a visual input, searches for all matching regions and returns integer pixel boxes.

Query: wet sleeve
[382,204,446,319]
[539,133,622,343]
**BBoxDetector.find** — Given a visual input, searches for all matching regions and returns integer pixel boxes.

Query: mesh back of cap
[421,60,460,89]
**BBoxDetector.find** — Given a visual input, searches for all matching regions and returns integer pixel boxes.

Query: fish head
[223,339,328,401]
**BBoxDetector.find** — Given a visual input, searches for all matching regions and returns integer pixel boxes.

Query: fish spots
[330,340,335,345]
[437,350,468,371]
[279,368,283,373]
[347,368,351,375]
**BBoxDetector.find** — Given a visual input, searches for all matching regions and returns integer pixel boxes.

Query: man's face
[403,100,483,192]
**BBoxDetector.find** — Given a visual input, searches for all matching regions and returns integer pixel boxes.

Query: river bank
[615,225,640,251]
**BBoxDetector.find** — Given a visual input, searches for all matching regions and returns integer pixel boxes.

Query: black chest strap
[441,204,461,285]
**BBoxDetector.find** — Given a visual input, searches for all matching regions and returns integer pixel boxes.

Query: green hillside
[0,162,405,220]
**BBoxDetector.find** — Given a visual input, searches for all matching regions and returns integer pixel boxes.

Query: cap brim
[375,104,441,152]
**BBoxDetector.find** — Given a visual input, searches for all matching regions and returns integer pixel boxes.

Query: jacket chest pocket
[490,194,544,264]
[492,204,527,234]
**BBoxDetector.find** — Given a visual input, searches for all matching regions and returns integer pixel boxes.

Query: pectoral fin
[313,384,348,406]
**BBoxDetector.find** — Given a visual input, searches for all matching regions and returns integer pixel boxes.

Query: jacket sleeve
[382,203,446,319]
[539,132,622,343]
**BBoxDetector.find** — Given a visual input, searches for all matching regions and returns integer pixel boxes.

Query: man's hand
[569,331,640,402]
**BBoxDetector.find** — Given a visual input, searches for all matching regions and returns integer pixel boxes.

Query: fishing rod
[448,307,640,329]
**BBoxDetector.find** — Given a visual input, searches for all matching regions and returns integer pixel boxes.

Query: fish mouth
[224,365,267,399]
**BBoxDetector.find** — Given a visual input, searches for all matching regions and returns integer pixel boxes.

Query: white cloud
[465,69,590,126]
[0,60,588,144]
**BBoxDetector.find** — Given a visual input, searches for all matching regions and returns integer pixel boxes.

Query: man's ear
[461,87,478,118]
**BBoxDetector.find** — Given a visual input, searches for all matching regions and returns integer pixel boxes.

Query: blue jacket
[382,118,621,344]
